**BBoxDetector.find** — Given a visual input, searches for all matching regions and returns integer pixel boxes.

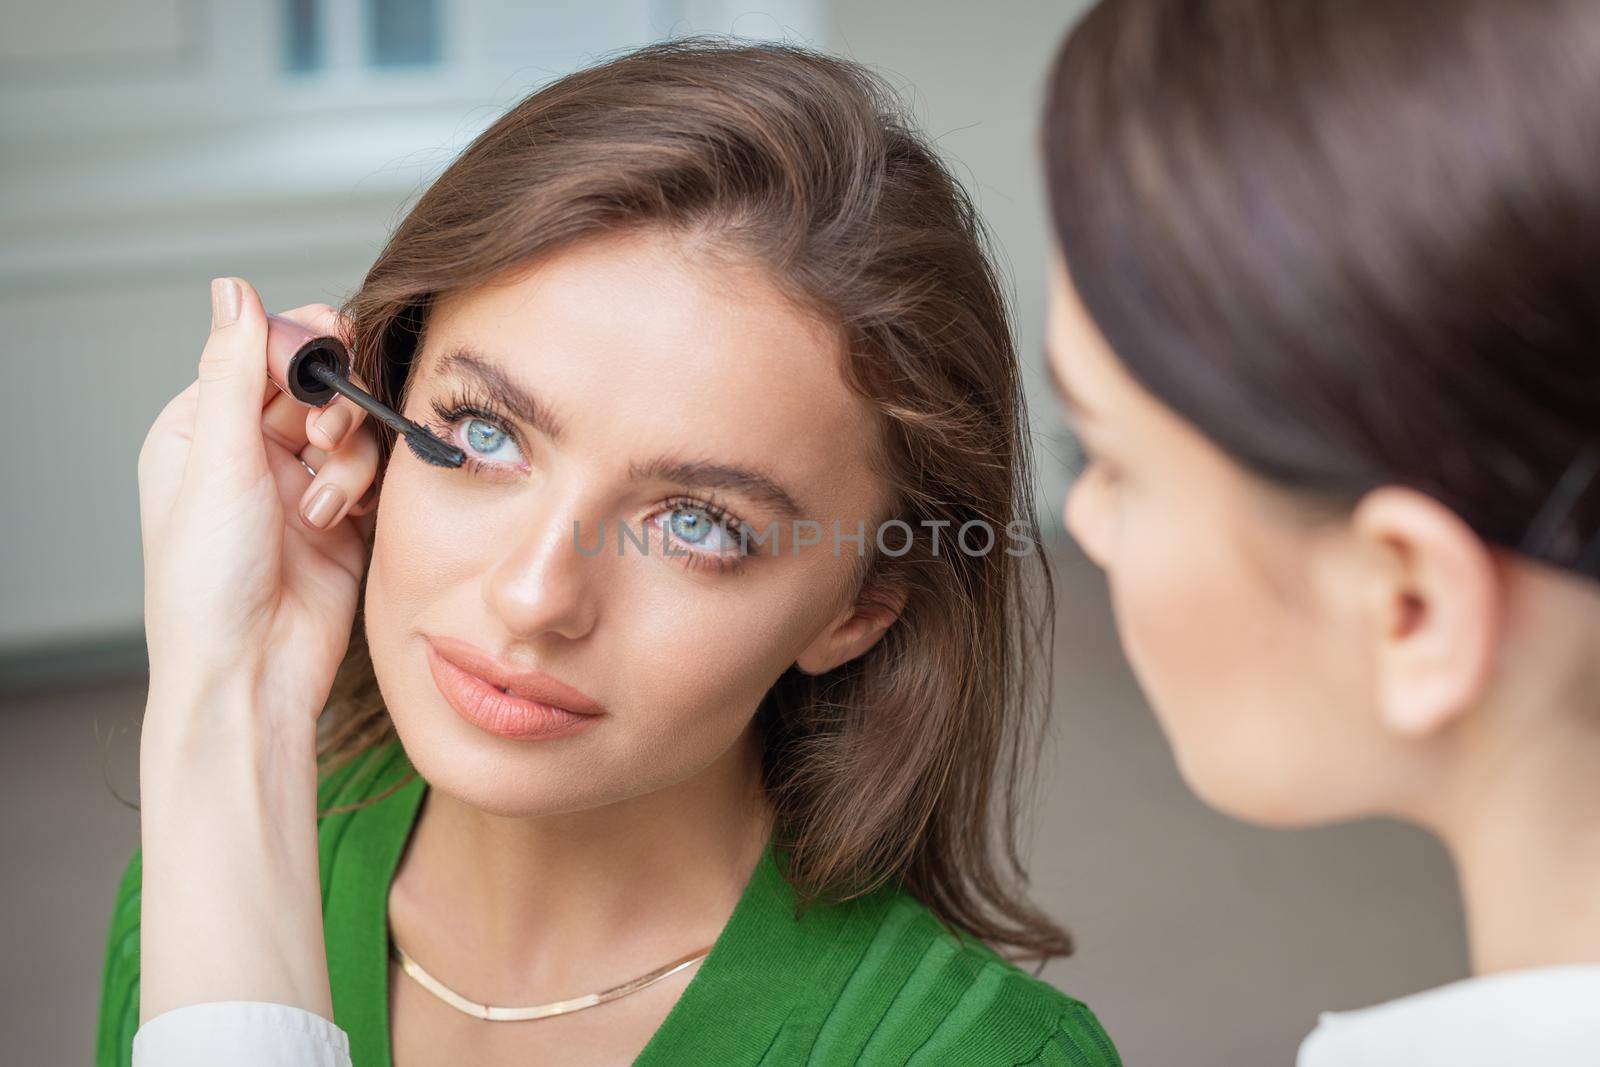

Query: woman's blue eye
[657,505,742,558]
[462,417,523,464]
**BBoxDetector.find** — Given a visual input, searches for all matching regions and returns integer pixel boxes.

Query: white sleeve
[132,1000,353,1067]
[1296,1013,1365,1067]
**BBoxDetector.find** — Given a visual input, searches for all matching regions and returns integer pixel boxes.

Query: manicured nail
[314,405,353,446]
[210,278,240,328]
[302,484,346,529]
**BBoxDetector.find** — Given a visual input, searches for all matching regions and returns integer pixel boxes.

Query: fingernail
[314,405,353,446]
[302,484,346,530]
[210,278,240,328]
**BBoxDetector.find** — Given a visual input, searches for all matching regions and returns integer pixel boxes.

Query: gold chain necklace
[389,931,714,1022]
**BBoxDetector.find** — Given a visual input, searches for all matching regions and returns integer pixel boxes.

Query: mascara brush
[264,312,465,469]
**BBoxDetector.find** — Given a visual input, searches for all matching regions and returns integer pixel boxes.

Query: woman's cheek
[370,476,496,606]
[1105,490,1249,758]
[1107,510,1208,733]
[623,581,797,718]
[1109,491,1324,822]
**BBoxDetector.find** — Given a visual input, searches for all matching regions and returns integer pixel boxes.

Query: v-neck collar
[322,740,895,1066]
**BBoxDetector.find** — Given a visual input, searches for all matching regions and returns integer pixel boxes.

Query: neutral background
[1,1,1468,1064]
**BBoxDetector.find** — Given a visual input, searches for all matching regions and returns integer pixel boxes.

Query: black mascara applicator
[265,312,466,469]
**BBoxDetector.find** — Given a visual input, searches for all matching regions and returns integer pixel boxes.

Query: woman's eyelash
[426,387,524,473]
[1064,431,1116,486]
[1064,429,1094,478]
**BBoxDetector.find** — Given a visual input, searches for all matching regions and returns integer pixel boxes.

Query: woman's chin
[391,713,616,818]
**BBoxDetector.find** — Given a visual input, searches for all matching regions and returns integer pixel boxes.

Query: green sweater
[98,738,1121,1066]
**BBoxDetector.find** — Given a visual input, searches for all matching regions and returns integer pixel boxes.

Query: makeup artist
[1038,0,1600,1062]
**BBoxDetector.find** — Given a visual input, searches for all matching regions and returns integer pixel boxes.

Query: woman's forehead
[426,234,842,390]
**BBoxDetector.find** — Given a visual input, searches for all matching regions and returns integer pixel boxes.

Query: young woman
[1040,0,1599,1062]
[98,39,1121,1067]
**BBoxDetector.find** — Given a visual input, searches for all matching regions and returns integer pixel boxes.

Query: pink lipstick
[424,635,604,741]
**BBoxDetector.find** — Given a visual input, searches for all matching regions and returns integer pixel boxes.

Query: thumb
[193,277,271,468]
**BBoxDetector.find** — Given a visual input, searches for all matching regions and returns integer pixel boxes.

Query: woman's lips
[424,637,602,741]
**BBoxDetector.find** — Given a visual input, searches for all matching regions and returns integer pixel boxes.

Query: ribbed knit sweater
[97,738,1121,1066]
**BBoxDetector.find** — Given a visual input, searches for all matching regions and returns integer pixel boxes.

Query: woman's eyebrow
[436,346,568,442]
[629,456,808,521]
[434,344,809,520]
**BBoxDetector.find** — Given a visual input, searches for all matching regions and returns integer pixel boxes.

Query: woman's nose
[482,495,602,641]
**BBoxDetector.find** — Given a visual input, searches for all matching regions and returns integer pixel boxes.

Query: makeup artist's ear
[1350,486,1501,739]
[794,578,908,675]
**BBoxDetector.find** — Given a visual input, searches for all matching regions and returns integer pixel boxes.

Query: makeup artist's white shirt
[133,1000,353,1067]
[1296,964,1600,1066]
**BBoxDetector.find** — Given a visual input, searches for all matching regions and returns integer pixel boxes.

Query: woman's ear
[1350,486,1502,738]
[794,580,908,676]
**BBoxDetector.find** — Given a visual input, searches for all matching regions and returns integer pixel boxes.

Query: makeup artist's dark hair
[1043,0,1600,579]
[317,37,1073,964]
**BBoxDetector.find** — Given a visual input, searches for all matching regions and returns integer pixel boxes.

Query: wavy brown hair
[316,36,1071,967]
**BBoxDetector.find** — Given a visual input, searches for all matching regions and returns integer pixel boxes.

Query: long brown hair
[319,36,1071,965]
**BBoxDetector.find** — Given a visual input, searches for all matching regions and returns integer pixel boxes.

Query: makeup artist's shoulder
[841,891,1123,1066]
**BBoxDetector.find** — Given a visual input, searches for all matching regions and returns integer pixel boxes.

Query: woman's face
[364,230,895,817]
[1044,249,1422,827]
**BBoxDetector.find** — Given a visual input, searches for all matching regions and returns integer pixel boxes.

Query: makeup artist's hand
[137,276,383,729]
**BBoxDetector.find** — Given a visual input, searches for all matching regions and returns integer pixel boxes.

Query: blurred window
[284,0,444,74]
[368,0,442,67]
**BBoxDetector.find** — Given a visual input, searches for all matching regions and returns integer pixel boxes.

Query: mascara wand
[304,360,466,469]
[263,311,465,469]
